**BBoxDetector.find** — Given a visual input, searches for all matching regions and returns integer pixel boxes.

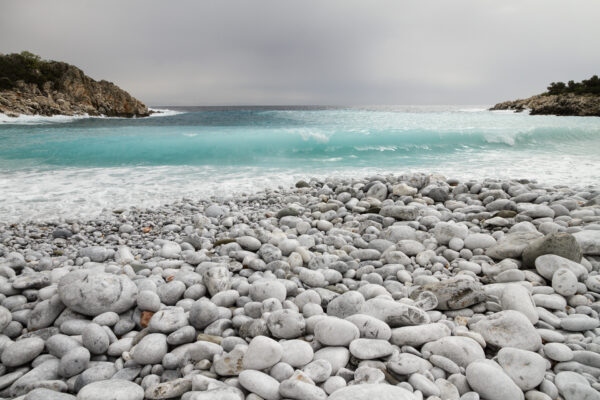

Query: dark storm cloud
[1,0,599,105]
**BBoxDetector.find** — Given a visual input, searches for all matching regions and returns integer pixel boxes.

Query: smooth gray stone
[157,280,186,305]
[470,310,542,351]
[0,305,11,331]
[279,378,327,400]
[10,359,60,397]
[73,362,117,392]
[189,298,219,329]
[79,246,111,262]
[327,291,365,319]
[58,270,137,316]
[544,343,573,362]
[77,379,144,400]
[497,347,548,390]
[500,284,538,324]
[1,337,45,367]
[24,388,75,400]
[267,309,306,339]
[112,367,142,381]
[466,360,524,400]
[486,232,542,260]
[242,335,282,370]
[314,317,359,346]
[249,279,287,302]
[28,295,65,330]
[522,232,582,267]
[46,334,81,358]
[433,222,469,245]
[280,339,314,368]
[573,230,600,255]
[535,254,588,280]
[422,336,485,368]
[59,347,90,378]
[328,383,417,400]
[302,359,332,383]
[167,325,196,346]
[92,311,119,326]
[345,314,391,340]
[0,367,28,391]
[82,323,109,355]
[132,333,168,365]
[313,347,350,375]
[552,268,578,296]
[349,338,393,359]
[137,290,161,312]
[148,307,188,333]
[391,323,451,347]
[387,353,432,375]
[238,370,280,400]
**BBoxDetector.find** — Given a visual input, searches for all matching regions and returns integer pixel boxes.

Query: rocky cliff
[491,93,600,117]
[0,52,149,118]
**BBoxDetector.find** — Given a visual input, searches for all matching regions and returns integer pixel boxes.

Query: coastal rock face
[490,93,600,116]
[0,52,149,117]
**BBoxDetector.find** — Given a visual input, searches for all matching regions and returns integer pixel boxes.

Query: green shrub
[546,75,600,95]
[0,51,63,89]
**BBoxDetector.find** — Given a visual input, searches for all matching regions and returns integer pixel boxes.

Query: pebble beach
[1,173,600,400]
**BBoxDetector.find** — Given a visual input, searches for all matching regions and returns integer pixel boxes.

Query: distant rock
[0,51,149,118]
[491,93,600,117]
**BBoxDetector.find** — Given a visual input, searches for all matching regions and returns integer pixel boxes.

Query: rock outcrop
[0,52,149,118]
[490,93,600,117]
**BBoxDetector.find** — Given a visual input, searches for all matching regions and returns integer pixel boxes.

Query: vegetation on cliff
[0,51,149,117]
[546,75,600,96]
[491,75,600,117]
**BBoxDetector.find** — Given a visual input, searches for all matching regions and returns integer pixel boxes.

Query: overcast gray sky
[1,0,599,106]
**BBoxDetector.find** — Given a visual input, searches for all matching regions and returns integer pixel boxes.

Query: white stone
[466,360,524,400]
[391,323,451,347]
[314,317,359,346]
[243,336,283,370]
[238,370,281,400]
[470,310,542,351]
[328,383,417,400]
[497,347,548,390]
[543,343,573,362]
[349,339,393,359]
[280,340,314,368]
[421,336,485,368]
[552,268,578,297]
[500,284,538,324]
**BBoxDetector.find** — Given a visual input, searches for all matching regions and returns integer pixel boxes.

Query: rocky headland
[0,52,149,118]
[0,173,600,399]
[491,75,600,116]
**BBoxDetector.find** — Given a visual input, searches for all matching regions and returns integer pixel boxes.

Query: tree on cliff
[546,75,600,95]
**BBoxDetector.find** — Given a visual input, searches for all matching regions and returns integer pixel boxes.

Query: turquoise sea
[1,106,599,221]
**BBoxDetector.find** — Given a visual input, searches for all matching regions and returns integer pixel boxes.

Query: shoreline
[0,173,599,399]
[0,108,182,124]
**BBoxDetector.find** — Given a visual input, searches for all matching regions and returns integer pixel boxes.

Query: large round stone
[132,333,168,365]
[522,232,582,267]
[328,383,417,400]
[314,317,359,346]
[58,270,137,316]
[470,310,542,351]
[76,379,143,400]
[466,360,524,400]
[1,337,45,367]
